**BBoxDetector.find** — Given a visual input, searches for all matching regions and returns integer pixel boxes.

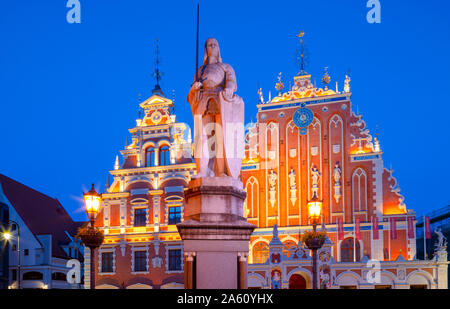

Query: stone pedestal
[177,177,255,289]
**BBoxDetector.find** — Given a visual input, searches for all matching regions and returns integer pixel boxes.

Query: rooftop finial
[172,89,176,115]
[321,66,331,90]
[138,93,142,118]
[275,72,284,96]
[296,30,307,75]
[152,38,164,95]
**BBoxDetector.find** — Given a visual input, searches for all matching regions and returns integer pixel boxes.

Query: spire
[172,89,176,114]
[269,224,283,246]
[296,30,307,76]
[137,93,142,120]
[374,125,381,152]
[114,155,120,170]
[152,38,164,96]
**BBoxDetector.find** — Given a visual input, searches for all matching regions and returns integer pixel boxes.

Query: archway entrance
[289,274,307,289]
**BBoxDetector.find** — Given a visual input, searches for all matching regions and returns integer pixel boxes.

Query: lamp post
[2,220,21,289]
[77,184,104,289]
[304,192,324,289]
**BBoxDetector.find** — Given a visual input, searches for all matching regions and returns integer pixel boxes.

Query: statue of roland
[187,38,245,180]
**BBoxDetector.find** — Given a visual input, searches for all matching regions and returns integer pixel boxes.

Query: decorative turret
[268,224,283,265]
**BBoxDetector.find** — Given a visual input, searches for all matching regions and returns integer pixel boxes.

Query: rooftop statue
[187,38,245,179]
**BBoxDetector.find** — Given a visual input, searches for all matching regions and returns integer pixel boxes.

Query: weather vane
[152,38,164,94]
[296,30,307,75]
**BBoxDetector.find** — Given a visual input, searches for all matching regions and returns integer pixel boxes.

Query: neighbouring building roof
[0,173,84,259]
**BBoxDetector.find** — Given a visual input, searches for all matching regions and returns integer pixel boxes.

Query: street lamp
[304,192,325,289]
[77,184,104,289]
[83,184,102,226]
[307,192,322,231]
[2,220,21,289]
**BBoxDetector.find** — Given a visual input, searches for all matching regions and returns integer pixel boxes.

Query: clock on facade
[293,107,313,135]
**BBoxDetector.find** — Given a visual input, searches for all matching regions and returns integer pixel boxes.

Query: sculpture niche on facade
[187,38,245,180]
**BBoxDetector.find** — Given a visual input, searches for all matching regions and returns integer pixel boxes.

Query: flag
[390,217,397,240]
[407,216,415,239]
[424,216,431,239]
[337,217,344,240]
[372,216,379,240]
[355,218,361,240]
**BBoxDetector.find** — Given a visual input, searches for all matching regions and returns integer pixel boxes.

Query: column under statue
[177,38,255,289]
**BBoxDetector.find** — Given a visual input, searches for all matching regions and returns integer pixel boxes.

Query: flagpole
[388,218,391,260]
[353,213,356,262]
[423,215,426,260]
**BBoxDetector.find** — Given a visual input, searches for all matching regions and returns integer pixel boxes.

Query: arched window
[146,147,155,167]
[23,271,43,280]
[159,145,170,166]
[252,242,269,264]
[340,237,360,262]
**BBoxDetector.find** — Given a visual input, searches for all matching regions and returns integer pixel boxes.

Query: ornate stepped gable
[93,83,195,289]
[242,70,411,263]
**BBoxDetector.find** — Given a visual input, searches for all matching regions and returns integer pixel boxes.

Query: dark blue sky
[1,0,449,222]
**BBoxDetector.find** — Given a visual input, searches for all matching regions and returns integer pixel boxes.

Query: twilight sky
[0,0,449,222]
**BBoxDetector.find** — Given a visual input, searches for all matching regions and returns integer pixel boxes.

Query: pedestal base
[177,177,255,289]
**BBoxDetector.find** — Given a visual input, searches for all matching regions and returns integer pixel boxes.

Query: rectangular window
[24,249,29,256]
[134,251,147,272]
[134,208,147,227]
[168,249,182,271]
[168,207,181,225]
[101,252,114,273]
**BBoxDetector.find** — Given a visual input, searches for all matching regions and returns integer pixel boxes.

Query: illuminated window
[375,285,392,289]
[134,251,147,272]
[146,147,155,167]
[168,249,182,271]
[168,207,181,225]
[410,285,427,289]
[101,252,114,273]
[134,208,147,227]
[252,242,269,264]
[340,237,360,262]
[159,145,170,166]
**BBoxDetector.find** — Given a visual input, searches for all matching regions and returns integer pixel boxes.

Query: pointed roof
[269,224,283,246]
[0,174,84,259]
